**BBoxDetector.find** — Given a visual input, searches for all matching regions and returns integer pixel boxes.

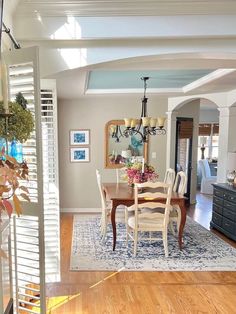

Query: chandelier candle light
[111,77,166,143]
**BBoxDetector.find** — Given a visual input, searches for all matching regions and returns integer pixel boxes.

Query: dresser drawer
[224,192,236,204]
[223,207,235,222]
[222,217,236,235]
[224,200,236,212]
[213,196,223,207]
[214,188,224,198]
[212,203,223,215]
[212,212,222,227]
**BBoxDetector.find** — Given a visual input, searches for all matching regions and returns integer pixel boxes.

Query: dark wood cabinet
[211,183,236,241]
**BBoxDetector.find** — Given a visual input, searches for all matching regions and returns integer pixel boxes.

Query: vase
[10,140,23,163]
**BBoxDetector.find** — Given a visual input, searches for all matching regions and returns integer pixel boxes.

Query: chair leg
[134,229,138,257]
[176,208,181,233]
[126,225,129,245]
[101,223,107,242]
[100,216,104,236]
[169,221,177,236]
[101,214,108,241]
[162,231,169,257]
[125,209,129,245]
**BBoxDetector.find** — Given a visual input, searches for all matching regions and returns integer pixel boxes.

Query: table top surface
[103,183,186,201]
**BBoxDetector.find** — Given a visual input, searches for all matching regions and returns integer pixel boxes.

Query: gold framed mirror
[105,119,148,169]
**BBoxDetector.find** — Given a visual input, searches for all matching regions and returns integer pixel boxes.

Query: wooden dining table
[103,183,187,251]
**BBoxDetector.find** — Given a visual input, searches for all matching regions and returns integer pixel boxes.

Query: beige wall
[58,95,168,209]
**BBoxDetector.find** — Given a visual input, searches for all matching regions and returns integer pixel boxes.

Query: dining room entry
[175,117,193,202]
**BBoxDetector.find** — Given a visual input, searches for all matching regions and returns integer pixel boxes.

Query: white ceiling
[16,0,236,17]
[12,0,236,112]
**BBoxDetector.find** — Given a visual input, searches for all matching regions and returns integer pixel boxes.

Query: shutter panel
[199,123,211,136]
[213,123,219,135]
[41,79,60,283]
[179,120,193,139]
[4,47,46,313]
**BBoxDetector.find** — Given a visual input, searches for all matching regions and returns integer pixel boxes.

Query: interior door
[175,118,193,201]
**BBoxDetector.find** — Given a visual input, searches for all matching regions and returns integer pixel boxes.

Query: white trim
[61,208,101,213]
[86,88,182,95]
[183,69,236,93]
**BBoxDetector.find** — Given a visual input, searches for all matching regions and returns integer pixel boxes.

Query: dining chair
[169,171,187,235]
[96,169,125,241]
[164,168,176,187]
[198,159,216,195]
[116,167,127,184]
[125,181,172,257]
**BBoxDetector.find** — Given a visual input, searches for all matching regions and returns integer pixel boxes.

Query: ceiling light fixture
[110,77,166,143]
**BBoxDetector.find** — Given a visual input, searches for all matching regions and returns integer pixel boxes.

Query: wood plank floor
[46,193,236,313]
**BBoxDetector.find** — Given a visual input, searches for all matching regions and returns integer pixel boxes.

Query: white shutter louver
[5,46,46,314]
[41,80,60,283]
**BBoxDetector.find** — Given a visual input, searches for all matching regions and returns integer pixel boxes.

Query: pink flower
[125,161,158,185]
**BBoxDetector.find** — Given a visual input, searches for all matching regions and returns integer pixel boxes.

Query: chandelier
[110,77,166,143]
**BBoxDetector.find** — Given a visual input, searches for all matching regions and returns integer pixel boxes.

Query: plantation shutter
[178,120,193,139]
[213,123,219,135]
[41,79,60,283]
[199,123,211,136]
[4,47,46,313]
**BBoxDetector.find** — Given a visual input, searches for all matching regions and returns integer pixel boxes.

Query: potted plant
[0,92,34,161]
[0,93,34,143]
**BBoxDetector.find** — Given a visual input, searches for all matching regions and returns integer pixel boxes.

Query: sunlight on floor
[89,267,125,289]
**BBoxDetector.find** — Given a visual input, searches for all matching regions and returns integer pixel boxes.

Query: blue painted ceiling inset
[88,69,213,90]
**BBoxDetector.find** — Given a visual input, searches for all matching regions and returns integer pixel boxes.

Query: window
[198,123,219,161]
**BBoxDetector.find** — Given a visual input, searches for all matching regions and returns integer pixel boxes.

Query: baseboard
[61,208,101,213]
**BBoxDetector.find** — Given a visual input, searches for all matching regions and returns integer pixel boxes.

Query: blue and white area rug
[70,215,236,271]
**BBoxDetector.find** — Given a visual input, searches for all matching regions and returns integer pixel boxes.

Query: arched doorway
[167,96,219,204]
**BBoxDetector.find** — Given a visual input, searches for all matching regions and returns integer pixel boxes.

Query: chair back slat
[138,192,170,200]
[173,171,187,195]
[137,202,172,210]
[137,181,170,189]
[134,181,172,228]
[164,168,176,187]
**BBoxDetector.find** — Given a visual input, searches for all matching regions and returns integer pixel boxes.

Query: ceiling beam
[17,36,236,48]
[15,1,236,17]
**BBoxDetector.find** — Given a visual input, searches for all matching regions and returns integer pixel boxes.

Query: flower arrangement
[124,161,158,186]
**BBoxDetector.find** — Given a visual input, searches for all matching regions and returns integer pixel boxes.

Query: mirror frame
[105,119,148,169]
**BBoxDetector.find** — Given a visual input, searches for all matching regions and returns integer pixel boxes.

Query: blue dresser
[211,183,236,241]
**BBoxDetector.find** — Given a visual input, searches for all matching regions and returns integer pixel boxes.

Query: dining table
[102,182,187,251]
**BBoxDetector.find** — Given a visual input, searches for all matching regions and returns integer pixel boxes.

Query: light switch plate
[152,152,157,159]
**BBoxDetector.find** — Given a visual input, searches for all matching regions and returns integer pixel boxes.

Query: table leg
[111,203,117,251]
[178,201,186,249]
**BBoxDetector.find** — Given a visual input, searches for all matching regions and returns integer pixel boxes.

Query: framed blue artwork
[70,129,90,146]
[70,147,90,162]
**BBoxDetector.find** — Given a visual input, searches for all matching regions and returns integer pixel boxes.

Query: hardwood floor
[46,193,236,313]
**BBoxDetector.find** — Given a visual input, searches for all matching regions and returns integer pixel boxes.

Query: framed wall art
[70,129,90,146]
[70,147,90,163]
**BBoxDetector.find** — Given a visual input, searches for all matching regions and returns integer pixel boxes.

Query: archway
[167,96,220,204]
